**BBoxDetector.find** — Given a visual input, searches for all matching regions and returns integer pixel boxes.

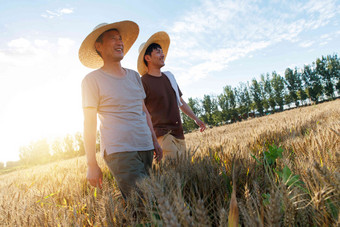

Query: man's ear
[144,55,151,63]
[95,42,102,54]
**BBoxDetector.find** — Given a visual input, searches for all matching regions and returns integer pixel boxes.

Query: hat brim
[79,21,139,69]
[137,31,170,76]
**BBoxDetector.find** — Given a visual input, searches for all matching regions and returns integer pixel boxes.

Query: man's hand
[153,140,163,162]
[195,119,206,132]
[87,164,103,188]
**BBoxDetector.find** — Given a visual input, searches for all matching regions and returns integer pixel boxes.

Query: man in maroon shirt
[137,31,206,159]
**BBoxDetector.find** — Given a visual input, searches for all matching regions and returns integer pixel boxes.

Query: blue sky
[0,0,339,163]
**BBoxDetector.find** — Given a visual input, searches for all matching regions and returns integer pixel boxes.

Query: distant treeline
[1,53,339,169]
[181,53,340,132]
[1,132,99,169]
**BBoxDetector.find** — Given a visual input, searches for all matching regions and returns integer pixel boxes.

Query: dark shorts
[104,150,153,199]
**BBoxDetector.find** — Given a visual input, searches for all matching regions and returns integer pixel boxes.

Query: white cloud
[7,38,32,54]
[34,39,49,47]
[60,8,73,14]
[57,38,75,55]
[299,41,314,48]
[320,34,331,39]
[320,29,340,41]
[1,37,78,83]
[165,0,340,84]
[41,8,74,19]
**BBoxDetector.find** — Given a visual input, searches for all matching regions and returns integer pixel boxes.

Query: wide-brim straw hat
[137,31,170,76]
[79,20,139,69]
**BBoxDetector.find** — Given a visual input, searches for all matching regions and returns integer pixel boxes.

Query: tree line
[1,53,338,169]
[1,132,100,169]
[181,54,339,132]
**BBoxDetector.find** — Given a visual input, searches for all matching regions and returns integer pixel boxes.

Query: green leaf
[262,193,270,206]
[282,165,292,183]
[264,145,283,165]
[250,154,263,165]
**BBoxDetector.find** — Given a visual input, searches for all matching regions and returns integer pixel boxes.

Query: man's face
[96,30,124,62]
[147,47,165,69]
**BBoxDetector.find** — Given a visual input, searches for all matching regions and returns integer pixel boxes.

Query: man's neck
[101,61,125,77]
[147,68,162,77]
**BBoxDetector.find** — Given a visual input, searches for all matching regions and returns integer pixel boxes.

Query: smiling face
[95,29,124,62]
[144,43,165,70]
[145,46,165,69]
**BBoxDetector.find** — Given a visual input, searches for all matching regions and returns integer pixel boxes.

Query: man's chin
[113,55,124,61]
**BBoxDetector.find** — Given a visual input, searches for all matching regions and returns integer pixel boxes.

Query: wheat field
[1,100,339,226]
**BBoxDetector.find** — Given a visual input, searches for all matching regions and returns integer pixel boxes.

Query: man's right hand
[87,164,103,188]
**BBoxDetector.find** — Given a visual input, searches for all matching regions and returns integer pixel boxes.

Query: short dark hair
[95,28,119,57]
[143,43,162,66]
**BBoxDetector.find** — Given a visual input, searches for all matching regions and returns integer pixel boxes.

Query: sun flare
[0,79,83,163]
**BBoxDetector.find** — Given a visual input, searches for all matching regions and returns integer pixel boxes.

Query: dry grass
[1,100,339,226]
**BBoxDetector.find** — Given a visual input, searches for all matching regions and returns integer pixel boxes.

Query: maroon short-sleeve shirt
[142,73,184,139]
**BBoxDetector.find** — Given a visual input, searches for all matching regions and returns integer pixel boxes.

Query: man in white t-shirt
[79,21,162,199]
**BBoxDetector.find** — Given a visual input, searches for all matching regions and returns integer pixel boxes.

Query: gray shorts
[104,150,153,199]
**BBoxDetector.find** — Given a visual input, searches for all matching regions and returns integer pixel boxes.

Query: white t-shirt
[81,68,154,156]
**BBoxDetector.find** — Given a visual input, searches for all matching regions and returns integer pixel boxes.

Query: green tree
[284,93,293,109]
[224,86,238,121]
[211,110,223,125]
[302,64,323,103]
[181,98,201,132]
[326,54,340,95]
[19,139,51,165]
[295,68,308,105]
[51,138,64,160]
[251,78,264,115]
[260,75,269,112]
[217,93,230,122]
[331,54,340,93]
[201,95,219,125]
[6,161,21,168]
[201,94,213,125]
[316,56,334,99]
[244,82,252,116]
[210,96,220,125]
[271,72,286,111]
[284,67,299,107]
[262,73,276,112]
[237,82,251,118]
[63,134,76,158]
[74,132,85,156]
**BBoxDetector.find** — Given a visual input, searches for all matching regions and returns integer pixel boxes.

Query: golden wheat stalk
[228,157,239,227]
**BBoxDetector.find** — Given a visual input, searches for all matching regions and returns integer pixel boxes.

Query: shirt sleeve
[135,72,146,99]
[81,75,99,108]
[142,77,149,97]
[178,86,183,97]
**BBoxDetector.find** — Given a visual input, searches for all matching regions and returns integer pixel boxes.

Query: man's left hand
[153,141,163,162]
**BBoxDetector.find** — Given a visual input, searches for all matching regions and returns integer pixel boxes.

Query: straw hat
[137,31,170,76]
[79,20,139,69]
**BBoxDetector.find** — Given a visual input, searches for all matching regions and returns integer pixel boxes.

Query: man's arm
[142,101,163,162]
[179,97,206,132]
[83,107,103,188]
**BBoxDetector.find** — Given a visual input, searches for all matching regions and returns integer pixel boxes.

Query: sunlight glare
[0,77,83,163]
